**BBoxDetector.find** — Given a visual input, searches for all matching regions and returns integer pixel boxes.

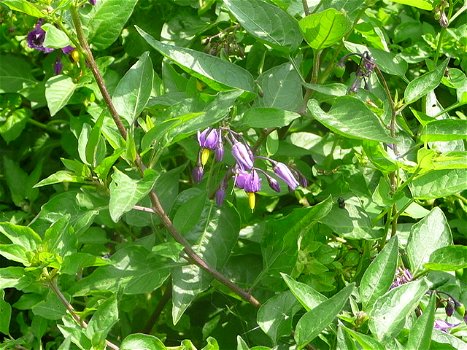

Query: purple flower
[215,134,224,162]
[391,268,413,289]
[192,166,204,183]
[232,142,254,170]
[243,170,261,193]
[198,128,219,150]
[445,299,455,317]
[434,320,459,332]
[54,58,63,75]
[215,186,226,206]
[273,162,299,190]
[27,20,54,53]
[89,0,97,5]
[267,175,281,192]
[61,45,74,54]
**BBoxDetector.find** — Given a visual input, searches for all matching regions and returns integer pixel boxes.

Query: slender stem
[302,0,310,15]
[27,118,62,135]
[70,5,260,308]
[433,1,454,65]
[133,205,156,214]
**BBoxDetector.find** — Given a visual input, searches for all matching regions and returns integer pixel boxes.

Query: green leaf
[425,245,467,271]
[0,244,29,265]
[32,291,67,320]
[257,63,303,111]
[223,0,302,52]
[257,291,300,344]
[388,0,433,10]
[281,273,327,311]
[410,169,467,200]
[61,253,111,275]
[242,108,301,128]
[1,0,44,17]
[136,26,255,92]
[0,267,25,289]
[0,222,42,251]
[172,203,240,324]
[0,108,31,144]
[0,54,36,93]
[85,295,118,346]
[34,170,86,187]
[121,334,166,350]
[420,119,467,142]
[341,326,385,350]
[406,207,452,274]
[359,236,398,310]
[43,215,77,257]
[86,0,138,50]
[406,293,436,350]
[108,168,158,222]
[112,51,154,125]
[42,24,71,49]
[0,290,12,335]
[302,82,347,96]
[368,279,429,341]
[294,283,355,349]
[405,59,449,104]
[308,98,394,143]
[299,8,351,50]
[45,75,77,116]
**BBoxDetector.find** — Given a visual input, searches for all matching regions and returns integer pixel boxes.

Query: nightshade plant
[0,0,466,349]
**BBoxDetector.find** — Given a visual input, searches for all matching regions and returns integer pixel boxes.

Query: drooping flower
[197,128,221,166]
[27,20,54,53]
[232,141,254,170]
[266,175,281,192]
[192,165,204,183]
[434,320,459,333]
[273,162,299,190]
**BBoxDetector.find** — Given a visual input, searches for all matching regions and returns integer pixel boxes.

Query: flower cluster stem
[70,5,260,308]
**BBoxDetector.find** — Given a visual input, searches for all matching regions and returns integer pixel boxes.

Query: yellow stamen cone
[248,192,256,211]
[201,148,211,166]
[71,50,80,63]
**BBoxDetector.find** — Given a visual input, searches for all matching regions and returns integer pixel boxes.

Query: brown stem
[70,5,260,308]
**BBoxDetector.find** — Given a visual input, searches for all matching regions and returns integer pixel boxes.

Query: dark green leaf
[0,290,11,335]
[410,169,467,200]
[405,59,449,104]
[0,108,31,144]
[406,207,452,274]
[281,273,327,311]
[224,0,302,52]
[406,293,436,350]
[425,245,467,271]
[295,283,355,348]
[85,295,118,346]
[32,291,67,320]
[242,108,300,128]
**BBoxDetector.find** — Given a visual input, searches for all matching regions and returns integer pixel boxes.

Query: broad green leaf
[223,0,302,52]
[295,283,355,349]
[136,26,255,92]
[257,63,303,111]
[425,245,467,271]
[388,0,433,10]
[359,236,398,310]
[108,168,158,222]
[34,170,86,187]
[32,291,67,320]
[242,108,300,128]
[299,9,351,50]
[368,279,429,341]
[0,244,29,265]
[363,141,398,173]
[405,59,449,104]
[121,334,166,350]
[406,293,436,350]
[112,51,153,125]
[1,0,44,17]
[85,113,107,168]
[42,24,71,49]
[431,329,467,349]
[0,108,31,144]
[0,54,36,93]
[85,0,138,50]
[406,207,452,274]
[61,253,111,275]
[410,169,467,200]
[43,215,76,257]
[45,75,77,116]
[260,197,333,285]
[302,82,347,96]
[257,291,300,344]
[281,273,327,311]
[0,267,25,289]
[308,98,394,143]
[0,290,11,335]
[420,119,467,142]
[341,326,385,350]
[0,222,42,251]
[172,203,240,324]
[85,295,118,346]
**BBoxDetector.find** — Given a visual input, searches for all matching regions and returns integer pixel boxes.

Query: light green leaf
[406,293,436,350]
[406,207,452,274]
[425,245,467,271]
[42,24,71,49]
[108,168,158,222]
[308,98,394,143]
[0,244,29,265]
[299,8,351,50]
[32,291,67,320]
[341,326,385,350]
[85,295,118,346]
[359,236,398,310]
[0,290,12,335]
[0,267,25,289]
[43,215,76,257]
[34,170,86,187]
[121,334,166,350]
[242,108,300,128]
[257,291,300,344]
[388,0,433,10]
[303,82,347,96]
[223,0,302,52]
[86,0,138,50]
[0,222,42,251]
[281,273,327,311]
[295,284,355,348]
[1,0,44,17]
[112,51,154,125]
[420,119,467,142]
[45,75,77,116]
[368,279,429,341]
[405,58,449,104]
[410,169,467,199]
[136,26,255,92]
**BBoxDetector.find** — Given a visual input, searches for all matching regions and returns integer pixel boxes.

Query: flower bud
[192,166,204,183]
[232,142,254,170]
[198,128,219,150]
[273,162,299,190]
[215,186,226,206]
[445,299,455,317]
[267,176,281,192]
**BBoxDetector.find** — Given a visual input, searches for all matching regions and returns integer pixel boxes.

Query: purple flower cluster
[194,127,306,210]
[26,20,75,75]
[390,268,413,289]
